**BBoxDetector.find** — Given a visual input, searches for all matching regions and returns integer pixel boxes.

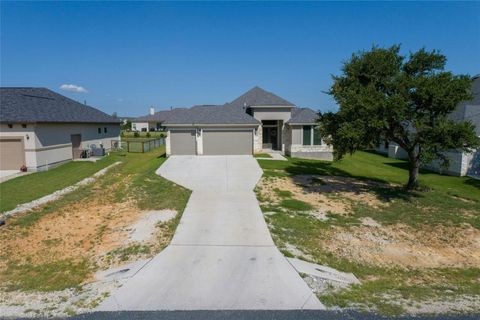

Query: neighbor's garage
[0,138,25,170]
[170,130,196,155]
[203,129,253,155]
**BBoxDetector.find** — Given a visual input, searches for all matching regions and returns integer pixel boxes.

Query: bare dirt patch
[257,175,384,215]
[322,224,480,268]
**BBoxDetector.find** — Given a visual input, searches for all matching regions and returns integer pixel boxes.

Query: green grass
[256,150,480,315]
[0,156,117,213]
[259,151,479,200]
[1,147,191,292]
[106,244,152,262]
[254,153,272,158]
[280,199,313,211]
[3,259,91,292]
[258,151,480,228]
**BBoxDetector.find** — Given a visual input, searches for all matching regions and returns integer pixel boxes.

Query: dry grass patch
[322,224,480,269]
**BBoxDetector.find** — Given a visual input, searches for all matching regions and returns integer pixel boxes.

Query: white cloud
[59,84,88,93]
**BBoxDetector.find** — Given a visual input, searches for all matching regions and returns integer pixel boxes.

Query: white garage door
[0,138,25,170]
[203,129,253,155]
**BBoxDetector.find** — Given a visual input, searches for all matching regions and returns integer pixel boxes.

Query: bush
[146,132,151,138]
[133,132,140,138]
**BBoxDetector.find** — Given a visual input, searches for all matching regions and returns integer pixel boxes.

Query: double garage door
[170,129,253,155]
[0,138,25,170]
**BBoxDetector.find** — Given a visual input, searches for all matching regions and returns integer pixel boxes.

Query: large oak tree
[320,45,479,189]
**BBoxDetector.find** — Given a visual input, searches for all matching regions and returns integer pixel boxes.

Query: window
[313,126,322,145]
[8,124,13,128]
[22,124,27,128]
[98,127,101,134]
[104,127,107,133]
[303,126,311,145]
[303,125,322,146]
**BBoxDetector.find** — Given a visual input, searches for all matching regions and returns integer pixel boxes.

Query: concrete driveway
[98,156,323,310]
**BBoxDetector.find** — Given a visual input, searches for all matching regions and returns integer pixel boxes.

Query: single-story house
[163,87,333,159]
[132,107,174,132]
[0,87,121,171]
[377,75,480,177]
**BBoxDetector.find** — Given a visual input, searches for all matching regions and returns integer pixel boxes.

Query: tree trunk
[406,152,420,190]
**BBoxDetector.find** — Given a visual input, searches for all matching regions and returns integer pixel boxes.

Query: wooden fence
[112,138,165,153]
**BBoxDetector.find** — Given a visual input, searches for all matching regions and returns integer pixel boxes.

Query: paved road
[53,310,480,320]
[97,156,323,310]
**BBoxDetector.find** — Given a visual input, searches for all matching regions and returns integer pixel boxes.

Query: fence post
[127,141,130,152]
[142,141,145,153]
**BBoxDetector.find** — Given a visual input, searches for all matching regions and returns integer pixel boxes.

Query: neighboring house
[0,87,121,171]
[132,107,175,132]
[377,75,480,177]
[163,87,332,159]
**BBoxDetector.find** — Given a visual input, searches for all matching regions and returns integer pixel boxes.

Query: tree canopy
[320,45,479,189]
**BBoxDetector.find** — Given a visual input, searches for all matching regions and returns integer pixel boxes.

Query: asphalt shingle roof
[0,87,120,124]
[230,86,295,108]
[163,104,260,125]
[135,110,175,122]
[287,108,320,124]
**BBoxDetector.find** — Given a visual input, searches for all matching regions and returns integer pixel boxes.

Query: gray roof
[0,87,120,124]
[163,104,260,125]
[287,107,320,124]
[135,110,174,122]
[449,76,480,135]
[230,86,295,108]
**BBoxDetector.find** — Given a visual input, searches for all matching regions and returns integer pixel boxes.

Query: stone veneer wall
[254,125,263,153]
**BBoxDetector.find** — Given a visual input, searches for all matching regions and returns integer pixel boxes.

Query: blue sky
[1,1,479,116]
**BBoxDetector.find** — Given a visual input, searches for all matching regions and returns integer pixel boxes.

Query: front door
[71,134,82,159]
[262,127,278,150]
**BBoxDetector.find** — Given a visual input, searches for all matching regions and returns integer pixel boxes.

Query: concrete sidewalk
[97,156,323,310]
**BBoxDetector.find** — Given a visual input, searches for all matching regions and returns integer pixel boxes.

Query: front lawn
[256,151,480,315]
[0,147,191,316]
[0,156,117,213]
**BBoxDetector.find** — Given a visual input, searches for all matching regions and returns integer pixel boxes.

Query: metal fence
[112,138,165,153]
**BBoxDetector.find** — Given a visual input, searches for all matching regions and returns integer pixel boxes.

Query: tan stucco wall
[251,107,292,122]
[1,123,120,171]
[290,125,303,145]
[35,123,120,150]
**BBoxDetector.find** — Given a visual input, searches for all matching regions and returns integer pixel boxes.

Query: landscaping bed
[255,151,480,316]
[0,148,191,317]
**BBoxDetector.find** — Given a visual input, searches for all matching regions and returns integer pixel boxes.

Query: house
[377,75,480,177]
[0,87,121,171]
[132,107,174,132]
[164,87,333,159]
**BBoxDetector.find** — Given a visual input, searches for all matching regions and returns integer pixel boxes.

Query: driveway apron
[98,155,323,310]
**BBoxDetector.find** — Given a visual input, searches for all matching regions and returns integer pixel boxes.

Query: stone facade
[253,125,263,153]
